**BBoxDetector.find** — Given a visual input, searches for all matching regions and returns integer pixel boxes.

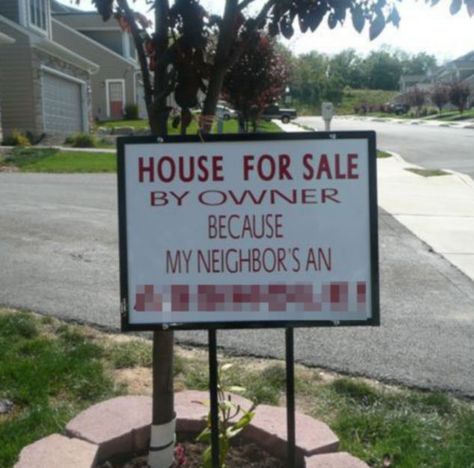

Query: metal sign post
[208,329,220,467]
[286,328,296,468]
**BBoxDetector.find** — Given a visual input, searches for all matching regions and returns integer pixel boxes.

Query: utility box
[321,102,334,120]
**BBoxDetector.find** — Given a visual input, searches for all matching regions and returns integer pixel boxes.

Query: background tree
[406,86,428,116]
[363,50,402,90]
[401,51,437,76]
[84,0,473,466]
[448,80,471,113]
[431,84,450,113]
[223,34,289,132]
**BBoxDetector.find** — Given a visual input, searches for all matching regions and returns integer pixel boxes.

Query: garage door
[42,72,83,135]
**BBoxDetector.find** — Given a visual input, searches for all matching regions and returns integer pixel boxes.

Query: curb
[380,149,474,190]
[338,116,474,129]
[14,392,368,468]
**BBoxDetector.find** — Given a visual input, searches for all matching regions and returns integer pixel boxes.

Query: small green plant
[64,132,97,148]
[2,130,31,147]
[124,103,139,120]
[196,363,256,468]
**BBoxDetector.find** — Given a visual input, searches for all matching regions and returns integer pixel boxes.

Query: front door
[108,81,124,119]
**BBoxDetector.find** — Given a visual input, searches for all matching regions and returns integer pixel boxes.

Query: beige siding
[52,19,137,121]
[81,30,122,56]
[0,24,37,135]
[53,13,120,31]
[0,0,19,22]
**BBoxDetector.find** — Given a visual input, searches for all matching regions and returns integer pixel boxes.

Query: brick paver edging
[14,392,368,467]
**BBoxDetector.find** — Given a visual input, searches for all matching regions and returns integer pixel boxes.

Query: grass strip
[3,146,391,174]
[406,167,448,177]
[1,309,473,468]
[98,118,281,134]
[2,148,116,173]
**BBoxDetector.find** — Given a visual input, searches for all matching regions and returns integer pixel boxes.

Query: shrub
[64,132,97,148]
[431,84,449,113]
[124,103,139,120]
[448,81,470,114]
[2,129,31,147]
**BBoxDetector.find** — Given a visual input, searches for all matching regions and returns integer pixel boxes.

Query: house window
[29,0,48,31]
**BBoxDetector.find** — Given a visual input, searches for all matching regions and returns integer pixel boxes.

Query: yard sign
[117,132,379,331]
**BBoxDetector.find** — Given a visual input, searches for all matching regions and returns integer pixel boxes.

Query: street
[1,168,474,396]
[297,116,474,178]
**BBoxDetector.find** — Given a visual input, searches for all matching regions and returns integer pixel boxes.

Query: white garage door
[42,72,83,134]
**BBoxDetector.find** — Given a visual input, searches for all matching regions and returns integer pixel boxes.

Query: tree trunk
[201,0,239,133]
[149,330,175,468]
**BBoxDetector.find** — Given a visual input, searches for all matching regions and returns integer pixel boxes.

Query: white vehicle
[216,104,238,120]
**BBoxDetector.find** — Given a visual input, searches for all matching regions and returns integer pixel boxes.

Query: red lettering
[243,155,254,180]
[278,154,292,180]
[302,153,313,180]
[322,188,340,203]
[139,157,154,182]
[316,154,332,179]
[348,153,359,179]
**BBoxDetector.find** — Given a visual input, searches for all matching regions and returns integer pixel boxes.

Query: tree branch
[238,0,257,11]
[229,0,276,68]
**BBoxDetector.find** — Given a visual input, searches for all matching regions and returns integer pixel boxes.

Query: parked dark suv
[261,104,297,123]
[389,103,410,115]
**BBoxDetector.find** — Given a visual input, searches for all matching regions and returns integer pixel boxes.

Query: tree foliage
[223,34,289,132]
[84,0,472,133]
[431,84,450,112]
[86,0,430,134]
[448,80,471,113]
[405,86,428,116]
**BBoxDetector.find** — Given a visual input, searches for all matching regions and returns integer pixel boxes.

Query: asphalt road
[297,116,474,178]
[1,172,474,396]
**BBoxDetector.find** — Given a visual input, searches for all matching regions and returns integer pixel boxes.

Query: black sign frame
[117,131,379,331]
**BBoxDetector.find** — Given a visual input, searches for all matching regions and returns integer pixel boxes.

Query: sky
[61,0,474,62]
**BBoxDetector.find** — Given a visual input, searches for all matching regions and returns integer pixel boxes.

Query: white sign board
[118,132,379,330]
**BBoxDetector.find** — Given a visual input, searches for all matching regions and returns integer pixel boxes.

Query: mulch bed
[98,440,286,468]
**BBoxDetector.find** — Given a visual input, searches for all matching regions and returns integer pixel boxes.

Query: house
[0,0,146,139]
[398,51,474,108]
[51,0,146,121]
[0,0,98,138]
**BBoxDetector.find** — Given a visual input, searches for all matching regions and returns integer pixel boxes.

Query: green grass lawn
[1,309,474,468]
[1,148,116,173]
[97,118,281,134]
[377,150,392,158]
[423,108,474,122]
[0,310,124,468]
[2,147,391,173]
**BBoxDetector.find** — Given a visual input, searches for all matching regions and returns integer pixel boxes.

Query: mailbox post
[321,102,335,131]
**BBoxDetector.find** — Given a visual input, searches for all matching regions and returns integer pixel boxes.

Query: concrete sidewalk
[342,115,474,129]
[378,153,474,281]
[276,120,474,282]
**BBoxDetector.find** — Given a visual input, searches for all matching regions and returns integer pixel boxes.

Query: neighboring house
[0,0,98,138]
[51,0,146,121]
[399,74,427,93]
[398,51,474,108]
[0,31,15,138]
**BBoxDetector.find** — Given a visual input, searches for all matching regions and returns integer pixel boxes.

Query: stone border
[14,392,368,468]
